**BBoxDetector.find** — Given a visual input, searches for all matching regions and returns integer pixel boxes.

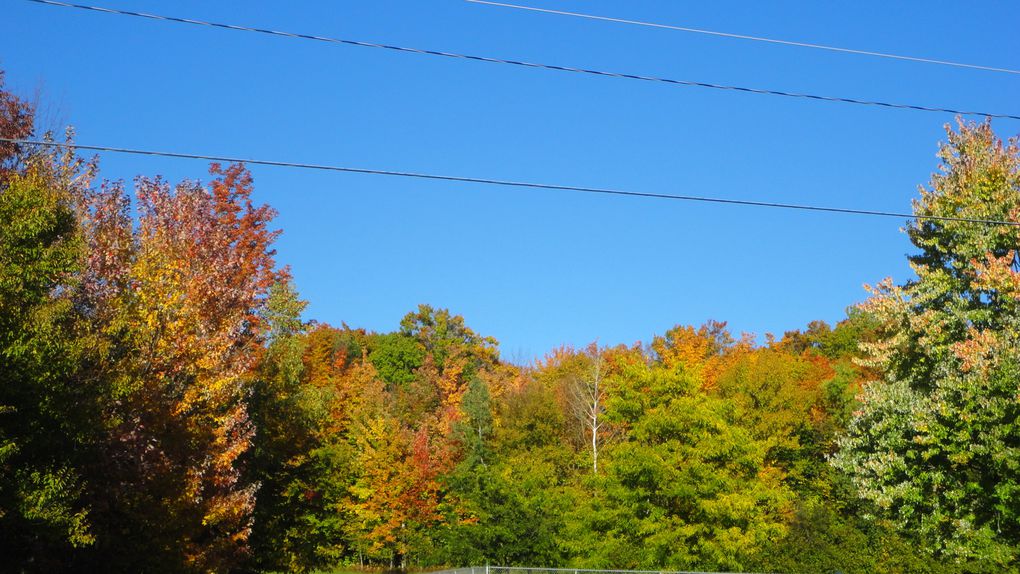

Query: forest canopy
[1,70,1018,574]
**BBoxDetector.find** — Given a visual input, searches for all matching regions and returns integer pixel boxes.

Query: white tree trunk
[571,346,605,474]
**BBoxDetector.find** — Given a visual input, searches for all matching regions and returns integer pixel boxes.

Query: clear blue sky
[5,0,1019,360]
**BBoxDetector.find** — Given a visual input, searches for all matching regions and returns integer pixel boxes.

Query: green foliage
[368,332,425,388]
[822,308,883,360]
[15,467,94,548]
[435,459,570,567]
[495,376,566,452]
[457,377,494,467]
[714,349,822,468]
[249,281,324,572]
[0,171,98,569]
[5,62,1018,574]
[564,359,791,571]
[754,496,999,574]
[400,304,498,369]
[833,121,1020,564]
[834,345,1020,563]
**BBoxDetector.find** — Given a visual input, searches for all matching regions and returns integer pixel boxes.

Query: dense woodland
[1,69,1019,573]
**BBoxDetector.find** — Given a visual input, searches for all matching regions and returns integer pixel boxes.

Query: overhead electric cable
[23,0,1020,121]
[466,0,1020,76]
[7,138,1018,227]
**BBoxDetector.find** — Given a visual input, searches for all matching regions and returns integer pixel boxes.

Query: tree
[713,346,833,484]
[0,169,96,570]
[77,163,285,572]
[564,349,792,571]
[0,76,107,570]
[0,70,34,179]
[568,344,607,474]
[246,280,328,573]
[369,332,425,389]
[832,120,1020,564]
[400,304,498,371]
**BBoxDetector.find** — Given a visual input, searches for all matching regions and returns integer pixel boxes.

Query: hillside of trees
[1,70,1018,573]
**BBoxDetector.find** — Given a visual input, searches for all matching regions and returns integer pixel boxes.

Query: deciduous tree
[833,121,1020,564]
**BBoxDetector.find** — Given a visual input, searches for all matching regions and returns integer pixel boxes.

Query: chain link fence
[430,566,760,574]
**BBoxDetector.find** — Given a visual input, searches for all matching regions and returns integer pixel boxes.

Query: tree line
[1,70,1018,573]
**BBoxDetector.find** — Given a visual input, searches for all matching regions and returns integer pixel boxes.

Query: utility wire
[7,138,1018,227]
[23,0,1020,121]
[467,0,1020,76]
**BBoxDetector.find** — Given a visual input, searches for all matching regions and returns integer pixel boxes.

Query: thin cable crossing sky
[10,138,1018,227]
[21,0,1020,121]
[466,0,1020,75]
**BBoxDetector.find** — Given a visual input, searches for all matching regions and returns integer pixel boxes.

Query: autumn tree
[833,120,1020,564]
[0,70,34,179]
[346,405,429,569]
[75,163,285,572]
[651,320,737,389]
[714,346,833,482]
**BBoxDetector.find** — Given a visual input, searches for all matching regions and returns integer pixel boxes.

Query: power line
[7,137,1018,227]
[467,0,1020,76]
[23,0,1020,122]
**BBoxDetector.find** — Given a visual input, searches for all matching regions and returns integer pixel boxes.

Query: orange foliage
[81,163,283,571]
